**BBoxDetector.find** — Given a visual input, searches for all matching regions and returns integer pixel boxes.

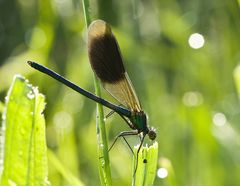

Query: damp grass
[82,0,112,185]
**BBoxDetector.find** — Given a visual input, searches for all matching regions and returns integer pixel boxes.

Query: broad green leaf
[0,75,49,186]
[132,142,158,186]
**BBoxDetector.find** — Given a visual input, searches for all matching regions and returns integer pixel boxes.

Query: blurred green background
[1,0,240,185]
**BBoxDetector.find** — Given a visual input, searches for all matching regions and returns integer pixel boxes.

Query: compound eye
[148,128,156,140]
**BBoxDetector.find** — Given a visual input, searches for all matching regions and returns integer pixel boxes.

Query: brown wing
[88,20,142,111]
[103,72,142,112]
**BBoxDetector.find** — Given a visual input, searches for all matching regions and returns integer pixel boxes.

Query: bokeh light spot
[213,112,227,127]
[53,111,73,134]
[157,168,168,179]
[182,91,203,107]
[25,27,47,49]
[188,33,205,49]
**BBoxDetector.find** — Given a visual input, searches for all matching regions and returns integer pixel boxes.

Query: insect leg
[108,130,139,152]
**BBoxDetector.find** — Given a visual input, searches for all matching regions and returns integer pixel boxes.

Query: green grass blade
[82,1,112,185]
[132,142,158,186]
[47,149,85,186]
[233,65,240,99]
[0,75,49,186]
[0,101,4,113]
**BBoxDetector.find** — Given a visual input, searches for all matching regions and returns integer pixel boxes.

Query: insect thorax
[130,111,148,133]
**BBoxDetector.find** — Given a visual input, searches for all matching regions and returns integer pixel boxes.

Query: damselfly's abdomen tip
[27,61,33,66]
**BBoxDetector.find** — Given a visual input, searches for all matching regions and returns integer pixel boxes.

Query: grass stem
[82,1,112,185]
